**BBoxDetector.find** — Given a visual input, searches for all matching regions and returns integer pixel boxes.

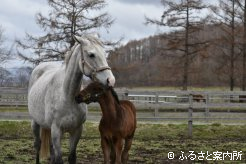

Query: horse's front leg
[49,142,55,164]
[114,138,123,164]
[101,137,111,164]
[51,123,63,164]
[68,125,83,164]
[122,138,133,164]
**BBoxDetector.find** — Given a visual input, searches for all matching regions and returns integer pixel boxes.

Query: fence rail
[1,87,246,137]
[0,87,28,106]
[1,88,246,109]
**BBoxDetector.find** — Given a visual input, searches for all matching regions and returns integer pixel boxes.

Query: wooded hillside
[108,24,243,88]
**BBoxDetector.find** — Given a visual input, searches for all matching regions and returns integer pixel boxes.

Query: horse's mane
[110,87,120,104]
[64,42,79,67]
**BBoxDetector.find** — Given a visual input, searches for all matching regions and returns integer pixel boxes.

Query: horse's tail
[40,128,51,159]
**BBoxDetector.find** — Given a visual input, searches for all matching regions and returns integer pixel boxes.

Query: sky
[0,0,164,68]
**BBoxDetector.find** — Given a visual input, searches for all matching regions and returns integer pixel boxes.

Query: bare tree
[0,25,12,63]
[145,0,209,90]
[16,0,114,64]
[241,0,246,91]
[0,67,11,86]
[210,0,241,91]
[235,0,246,90]
[15,67,33,87]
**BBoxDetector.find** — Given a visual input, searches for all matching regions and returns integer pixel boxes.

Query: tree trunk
[242,0,246,91]
[183,2,189,91]
[230,0,235,91]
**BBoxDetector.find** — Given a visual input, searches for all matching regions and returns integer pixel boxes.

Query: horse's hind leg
[68,125,82,164]
[31,121,41,164]
[122,138,133,164]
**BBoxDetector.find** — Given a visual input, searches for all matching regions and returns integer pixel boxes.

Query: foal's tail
[40,128,51,159]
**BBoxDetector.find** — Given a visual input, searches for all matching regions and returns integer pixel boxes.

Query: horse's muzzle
[107,77,115,87]
[75,95,82,103]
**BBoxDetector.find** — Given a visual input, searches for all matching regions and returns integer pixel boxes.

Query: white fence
[1,87,246,109]
[0,87,28,106]
[1,87,246,137]
[1,87,246,111]
[116,89,246,137]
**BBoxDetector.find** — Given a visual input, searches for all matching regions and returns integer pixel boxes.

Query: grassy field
[0,107,28,112]
[0,121,246,163]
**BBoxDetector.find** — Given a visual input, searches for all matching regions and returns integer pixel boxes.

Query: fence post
[154,93,159,118]
[188,94,193,138]
[205,94,210,122]
[15,94,18,108]
[124,90,129,100]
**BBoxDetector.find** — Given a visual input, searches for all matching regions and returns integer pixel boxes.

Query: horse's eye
[89,53,95,58]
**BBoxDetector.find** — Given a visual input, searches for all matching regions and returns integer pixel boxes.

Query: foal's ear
[73,35,89,46]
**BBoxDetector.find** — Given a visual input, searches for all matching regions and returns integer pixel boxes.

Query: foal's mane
[109,87,120,105]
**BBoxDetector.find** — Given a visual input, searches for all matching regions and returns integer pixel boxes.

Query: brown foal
[75,82,136,164]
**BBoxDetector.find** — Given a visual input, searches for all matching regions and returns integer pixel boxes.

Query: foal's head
[75,82,108,104]
[75,81,120,104]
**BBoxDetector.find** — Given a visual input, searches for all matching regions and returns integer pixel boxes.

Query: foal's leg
[122,138,133,164]
[101,137,111,164]
[110,142,116,164]
[68,125,83,164]
[32,121,41,164]
[114,139,123,164]
[51,123,63,164]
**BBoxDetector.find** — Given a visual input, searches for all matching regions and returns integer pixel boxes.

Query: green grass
[0,107,28,113]
[1,121,246,163]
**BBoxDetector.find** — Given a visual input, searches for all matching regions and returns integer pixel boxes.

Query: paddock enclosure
[1,87,246,163]
[1,87,246,123]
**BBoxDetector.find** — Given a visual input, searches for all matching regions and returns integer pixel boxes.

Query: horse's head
[73,34,115,87]
[75,81,107,104]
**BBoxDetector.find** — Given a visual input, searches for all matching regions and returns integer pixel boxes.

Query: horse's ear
[73,35,80,43]
[73,35,89,45]
[89,33,100,39]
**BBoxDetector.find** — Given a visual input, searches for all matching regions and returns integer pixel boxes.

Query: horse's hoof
[54,159,63,164]
[68,154,76,164]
